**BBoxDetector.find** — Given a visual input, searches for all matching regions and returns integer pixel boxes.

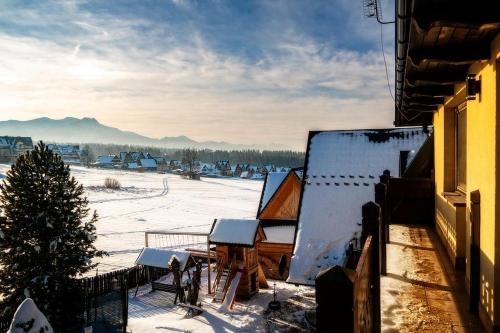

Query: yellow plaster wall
[433,34,500,327]
[467,54,498,324]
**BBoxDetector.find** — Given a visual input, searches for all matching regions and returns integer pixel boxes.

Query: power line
[380,23,395,102]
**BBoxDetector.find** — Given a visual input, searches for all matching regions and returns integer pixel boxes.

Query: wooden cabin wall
[257,242,293,280]
[259,176,301,220]
[216,245,228,265]
[236,247,260,299]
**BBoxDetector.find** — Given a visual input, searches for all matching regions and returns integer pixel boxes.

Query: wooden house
[47,144,82,165]
[394,2,500,330]
[215,160,232,176]
[209,218,267,300]
[256,169,303,280]
[97,155,121,168]
[288,129,428,286]
[130,152,145,161]
[169,160,182,171]
[139,158,157,171]
[0,136,34,163]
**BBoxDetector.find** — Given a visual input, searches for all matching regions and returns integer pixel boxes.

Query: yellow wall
[433,34,500,328]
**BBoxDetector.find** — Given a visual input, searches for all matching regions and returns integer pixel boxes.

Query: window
[456,103,467,192]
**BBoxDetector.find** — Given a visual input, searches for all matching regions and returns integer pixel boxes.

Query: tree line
[81,143,305,167]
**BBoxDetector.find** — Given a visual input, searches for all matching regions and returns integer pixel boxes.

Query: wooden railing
[376,171,434,226]
[375,171,434,275]
[315,201,381,333]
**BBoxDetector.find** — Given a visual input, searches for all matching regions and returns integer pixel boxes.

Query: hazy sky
[0,0,396,150]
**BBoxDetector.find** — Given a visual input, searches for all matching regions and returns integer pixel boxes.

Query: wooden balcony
[381,224,483,332]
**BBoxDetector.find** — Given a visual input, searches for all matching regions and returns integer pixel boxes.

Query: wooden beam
[406,71,466,85]
[403,107,438,113]
[403,103,440,111]
[408,46,490,66]
[412,1,500,32]
[403,96,444,105]
[404,85,455,97]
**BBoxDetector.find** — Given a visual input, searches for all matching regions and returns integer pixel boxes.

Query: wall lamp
[466,74,481,100]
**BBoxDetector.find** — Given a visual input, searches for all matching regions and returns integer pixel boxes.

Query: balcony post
[375,182,388,276]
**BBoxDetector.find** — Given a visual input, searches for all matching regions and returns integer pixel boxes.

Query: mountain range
[0,117,291,151]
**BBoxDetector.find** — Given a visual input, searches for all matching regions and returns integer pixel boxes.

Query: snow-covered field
[0,164,315,332]
[0,165,263,273]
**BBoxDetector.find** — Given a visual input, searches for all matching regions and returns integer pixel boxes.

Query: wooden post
[379,173,391,244]
[145,232,149,247]
[469,190,480,314]
[315,266,354,332]
[375,183,387,275]
[361,201,381,333]
[207,237,212,295]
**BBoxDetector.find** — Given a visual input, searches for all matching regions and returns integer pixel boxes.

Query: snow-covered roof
[140,158,157,168]
[97,155,114,164]
[210,219,264,246]
[251,173,265,180]
[128,162,139,169]
[288,128,428,285]
[240,171,249,178]
[263,225,295,244]
[135,248,192,271]
[258,172,288,215]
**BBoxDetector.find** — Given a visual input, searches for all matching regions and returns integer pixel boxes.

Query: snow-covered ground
[0,165,263,273]
[128,265,314,333]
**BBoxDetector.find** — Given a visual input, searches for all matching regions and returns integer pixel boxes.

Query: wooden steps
[213,267,232,302]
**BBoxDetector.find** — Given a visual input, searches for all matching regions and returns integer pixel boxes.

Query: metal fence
[0,266,158,333]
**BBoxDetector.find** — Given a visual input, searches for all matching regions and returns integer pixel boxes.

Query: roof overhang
[395,0,500,126]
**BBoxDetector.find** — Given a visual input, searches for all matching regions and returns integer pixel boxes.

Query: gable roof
[257,168,303,218]
[257,172,288,215]
[97,155,115,164]
[287,127,428,285]
[209,218,265,247]
[135,248,193,271]
[140,158,157,168]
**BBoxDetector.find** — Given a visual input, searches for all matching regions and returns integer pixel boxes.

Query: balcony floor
[381,224,484,333]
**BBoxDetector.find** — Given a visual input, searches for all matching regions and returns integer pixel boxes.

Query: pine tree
[0,142,103,326]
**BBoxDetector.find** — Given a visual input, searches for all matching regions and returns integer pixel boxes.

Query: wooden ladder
[212,257,235,303]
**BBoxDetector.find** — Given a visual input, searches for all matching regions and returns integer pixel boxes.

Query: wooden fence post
[315,266,354,332]
[375,183,387,276]
[379,173,391,244]
[362,201,381,333]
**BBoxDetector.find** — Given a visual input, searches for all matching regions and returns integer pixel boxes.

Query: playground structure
[209,219,268,303]
[134,248,197,304]
[144,230,215,294]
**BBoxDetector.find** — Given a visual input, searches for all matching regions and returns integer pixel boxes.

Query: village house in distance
[95,151,289,179]
[0,136,33,163]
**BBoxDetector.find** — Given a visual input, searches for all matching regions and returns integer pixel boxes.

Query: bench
[151,281,179,293]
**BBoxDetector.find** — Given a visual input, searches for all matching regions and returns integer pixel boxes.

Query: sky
[0,0,396,151]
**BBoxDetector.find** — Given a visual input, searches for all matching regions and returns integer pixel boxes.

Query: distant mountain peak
[0,117,293,151]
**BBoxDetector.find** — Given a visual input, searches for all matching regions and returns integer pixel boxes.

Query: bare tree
[182,148,198,179]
